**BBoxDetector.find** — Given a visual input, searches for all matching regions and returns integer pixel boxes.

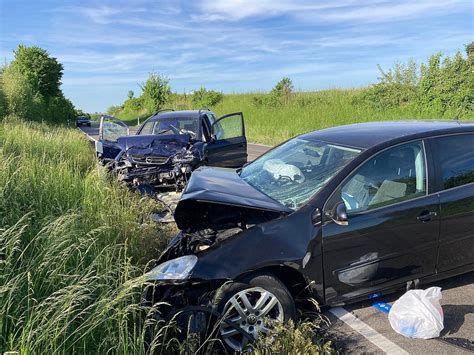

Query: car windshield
[139,117,198,137]
[239,138,361,210]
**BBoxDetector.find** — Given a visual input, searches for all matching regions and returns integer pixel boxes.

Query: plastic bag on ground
[388,287,444,339]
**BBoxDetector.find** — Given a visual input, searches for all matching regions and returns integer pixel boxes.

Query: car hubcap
[219,287,284,351]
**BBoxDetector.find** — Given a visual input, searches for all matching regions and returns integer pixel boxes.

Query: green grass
[0,119,176,353]
[111,89,474,146]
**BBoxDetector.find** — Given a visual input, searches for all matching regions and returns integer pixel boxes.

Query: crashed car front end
[141,167,317,341]
[110,134,205,191]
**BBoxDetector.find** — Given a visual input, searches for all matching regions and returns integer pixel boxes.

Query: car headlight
[145,255,198,281]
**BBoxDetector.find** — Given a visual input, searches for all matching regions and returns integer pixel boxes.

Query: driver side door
[321,140,440,304]
[96,115,130,161]
[205,112,247,167]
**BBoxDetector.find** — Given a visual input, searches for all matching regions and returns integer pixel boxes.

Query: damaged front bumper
[115,147,203,191]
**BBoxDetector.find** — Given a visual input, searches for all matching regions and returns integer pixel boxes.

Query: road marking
[329,307,408,355]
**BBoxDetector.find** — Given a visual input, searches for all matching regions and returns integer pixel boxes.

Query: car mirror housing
[329,202,349,226]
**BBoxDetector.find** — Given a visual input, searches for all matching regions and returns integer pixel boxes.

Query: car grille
[130,155,170,165]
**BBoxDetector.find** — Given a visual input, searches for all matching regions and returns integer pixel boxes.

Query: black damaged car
[95,109,247,190]
[144,121,474,351]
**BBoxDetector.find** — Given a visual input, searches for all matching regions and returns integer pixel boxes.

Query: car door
[205,112,247,167]
[96,115,130,161]
[428,134,474,273]
[321,140,440,304]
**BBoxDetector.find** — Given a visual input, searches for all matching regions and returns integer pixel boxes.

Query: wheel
[213,272,296,352]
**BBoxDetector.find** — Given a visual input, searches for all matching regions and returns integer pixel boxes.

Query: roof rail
[198,108,211,114]
[153,108,175,115]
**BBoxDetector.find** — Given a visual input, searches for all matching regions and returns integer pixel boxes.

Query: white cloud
[196,0,467,23]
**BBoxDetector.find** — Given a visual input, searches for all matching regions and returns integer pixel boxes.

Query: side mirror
[330,202,349,226]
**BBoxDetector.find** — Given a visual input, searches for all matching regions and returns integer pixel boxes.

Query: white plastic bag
[388,287,444,339]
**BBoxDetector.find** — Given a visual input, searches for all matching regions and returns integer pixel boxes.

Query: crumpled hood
[117,134,190,157]
[174,167,292,230]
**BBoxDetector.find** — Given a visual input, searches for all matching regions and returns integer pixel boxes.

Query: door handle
[417,211,437,223]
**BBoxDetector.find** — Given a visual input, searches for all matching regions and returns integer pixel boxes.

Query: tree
[10,45,63,98]
[271,77,294,104]
[127,90,134,99]
[139,72,171,112]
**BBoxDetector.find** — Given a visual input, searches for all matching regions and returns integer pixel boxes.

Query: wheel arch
[236,265,315,302]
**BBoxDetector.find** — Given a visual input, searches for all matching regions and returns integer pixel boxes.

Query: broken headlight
[145,255,197,281]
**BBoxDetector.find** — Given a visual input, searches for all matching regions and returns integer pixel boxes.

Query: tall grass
[0,119,174,353]
[112,89,474,146]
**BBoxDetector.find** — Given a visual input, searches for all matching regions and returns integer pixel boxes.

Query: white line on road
[329,307,408,355]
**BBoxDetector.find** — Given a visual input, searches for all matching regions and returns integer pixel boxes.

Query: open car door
[95,115,130,161]
[206,112,247,168]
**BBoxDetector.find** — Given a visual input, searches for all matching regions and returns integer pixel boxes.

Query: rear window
[434,134,474,190]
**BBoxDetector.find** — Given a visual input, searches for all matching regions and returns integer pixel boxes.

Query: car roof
[300,121,474,150]
[148,110,211,121]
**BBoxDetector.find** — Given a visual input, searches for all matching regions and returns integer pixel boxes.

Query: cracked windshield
[240,138,361,209]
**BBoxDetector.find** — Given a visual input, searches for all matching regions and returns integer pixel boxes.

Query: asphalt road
[78,122,271,161]
[326,271,474,354]
[79,122,473,354]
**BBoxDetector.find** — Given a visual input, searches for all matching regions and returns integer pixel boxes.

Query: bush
[253,77,294,107]
[354,60,419,110]
[191,87,224,108]
[418,51,472,117]
[2,65,45,120]
[354,46,473,118]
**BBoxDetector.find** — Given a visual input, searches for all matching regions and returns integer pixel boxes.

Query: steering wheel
[168,124,181,135]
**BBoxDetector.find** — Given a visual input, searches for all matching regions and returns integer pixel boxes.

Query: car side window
[341,141,426,213]
[433,134,474,190]
[139,121,155,135]
[213,114,243,140]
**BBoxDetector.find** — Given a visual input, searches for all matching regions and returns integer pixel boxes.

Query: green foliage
[418,51,472,117]
[139,72,171,113]
[191,87,224,108]
[0,45,75,123]
[123,96,144,112]
[0,70,9,118]
[11,44,63,98]
[2,65,45,119]
[127,90,134,99]
[253,320,333,354]
[355,60,419,109]
[253,77,294,107]
[355,50,473,118]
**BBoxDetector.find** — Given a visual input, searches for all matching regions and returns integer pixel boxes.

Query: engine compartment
[160,201,284,262]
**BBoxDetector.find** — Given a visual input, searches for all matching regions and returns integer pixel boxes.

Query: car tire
[213,272,296,352]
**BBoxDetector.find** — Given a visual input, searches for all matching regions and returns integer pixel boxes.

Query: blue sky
[1,0,472,112]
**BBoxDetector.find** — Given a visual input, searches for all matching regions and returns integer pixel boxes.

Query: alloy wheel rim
[219,287,284,351]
